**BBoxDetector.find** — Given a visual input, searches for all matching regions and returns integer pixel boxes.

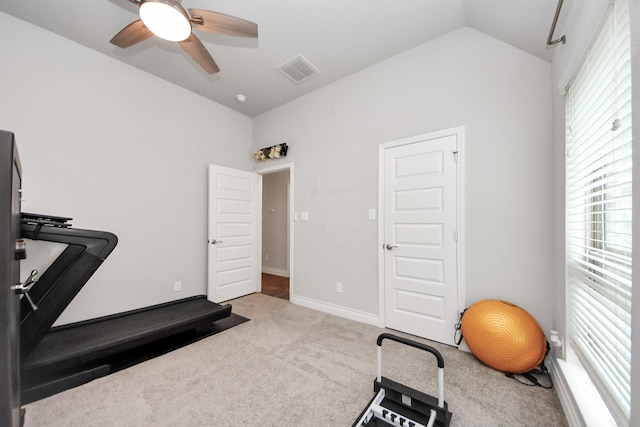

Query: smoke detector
[277,55,319,83]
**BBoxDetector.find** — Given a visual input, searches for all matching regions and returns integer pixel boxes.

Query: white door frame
[377,127,465,334]
[254,162,294,298]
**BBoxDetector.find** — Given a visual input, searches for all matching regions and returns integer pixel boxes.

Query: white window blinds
[565,0,632,425]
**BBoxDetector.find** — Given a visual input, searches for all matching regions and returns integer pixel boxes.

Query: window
[565,0,632,425]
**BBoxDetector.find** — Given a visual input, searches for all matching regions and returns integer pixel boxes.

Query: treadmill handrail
[21,223,117,259]
[19,219,118,359]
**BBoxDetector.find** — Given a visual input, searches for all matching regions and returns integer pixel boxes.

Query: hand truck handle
[376,333,444,368]
[376,333,446,409]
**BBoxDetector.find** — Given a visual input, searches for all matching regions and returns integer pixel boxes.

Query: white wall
[253,27,554,332]
[261,170,289,276]
[0,13,253,324]
[0,13,556,337]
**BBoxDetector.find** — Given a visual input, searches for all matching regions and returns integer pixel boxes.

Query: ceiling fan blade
[110,19,154,48]
[188,9,258,38]
[179,34,220,74]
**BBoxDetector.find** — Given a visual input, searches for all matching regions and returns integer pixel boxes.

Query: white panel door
[208,165,259,302]
[383,132,458,345]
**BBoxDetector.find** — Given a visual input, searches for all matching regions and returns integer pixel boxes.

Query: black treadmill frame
[20,217,118,359]
[19,214,232,402]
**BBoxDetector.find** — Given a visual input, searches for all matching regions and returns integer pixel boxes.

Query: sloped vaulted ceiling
[0,0,567,116]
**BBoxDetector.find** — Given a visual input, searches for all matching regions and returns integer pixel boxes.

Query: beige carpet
[23,293,568,426]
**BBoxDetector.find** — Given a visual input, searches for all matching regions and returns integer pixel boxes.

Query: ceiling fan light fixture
[139,0,191,42]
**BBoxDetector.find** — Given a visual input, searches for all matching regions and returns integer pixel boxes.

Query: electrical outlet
[174,281,182,292]
[336,281,343,293]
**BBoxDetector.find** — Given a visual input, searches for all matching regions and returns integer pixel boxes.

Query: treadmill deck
[23,296,231,372]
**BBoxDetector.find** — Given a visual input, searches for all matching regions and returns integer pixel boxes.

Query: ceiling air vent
[277,55,319,83]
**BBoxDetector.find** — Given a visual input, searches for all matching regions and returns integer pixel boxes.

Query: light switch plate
[301,211,309,221]
[368,208,376,220]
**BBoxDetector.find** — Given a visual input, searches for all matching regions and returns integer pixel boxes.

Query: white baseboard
[290,295,382,327]
[262,267,289,277]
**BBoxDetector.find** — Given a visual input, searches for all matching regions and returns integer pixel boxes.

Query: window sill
[551,347,618,427]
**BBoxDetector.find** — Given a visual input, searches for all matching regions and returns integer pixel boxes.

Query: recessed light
[235,94,247,103]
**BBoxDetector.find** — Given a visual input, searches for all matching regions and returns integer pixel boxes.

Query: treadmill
[19,213,231,402]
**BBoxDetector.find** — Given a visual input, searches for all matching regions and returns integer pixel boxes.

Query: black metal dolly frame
[353,333,452,427]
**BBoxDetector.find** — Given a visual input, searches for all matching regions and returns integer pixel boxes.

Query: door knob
[385,244,398,250]
[210,239,224,245]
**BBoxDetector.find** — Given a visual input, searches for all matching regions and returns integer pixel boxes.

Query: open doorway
[257,164,292,300]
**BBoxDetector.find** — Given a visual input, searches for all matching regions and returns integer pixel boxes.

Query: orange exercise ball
[461,300,547,374]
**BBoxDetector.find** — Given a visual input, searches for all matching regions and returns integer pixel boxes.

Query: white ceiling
[0,0,567,117]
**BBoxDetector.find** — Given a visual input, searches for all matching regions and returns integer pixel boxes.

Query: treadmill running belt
[22,296,231,373]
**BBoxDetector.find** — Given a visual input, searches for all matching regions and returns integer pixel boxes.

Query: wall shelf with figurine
[255,143,288,161]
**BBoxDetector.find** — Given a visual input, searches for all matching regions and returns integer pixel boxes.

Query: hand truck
[352,333,452,427]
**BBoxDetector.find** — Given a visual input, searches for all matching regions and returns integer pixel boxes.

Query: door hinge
[452,151,459,164]
[453,231,458,242]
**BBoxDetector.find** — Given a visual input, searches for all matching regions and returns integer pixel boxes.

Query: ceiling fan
[110,0,258,74]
